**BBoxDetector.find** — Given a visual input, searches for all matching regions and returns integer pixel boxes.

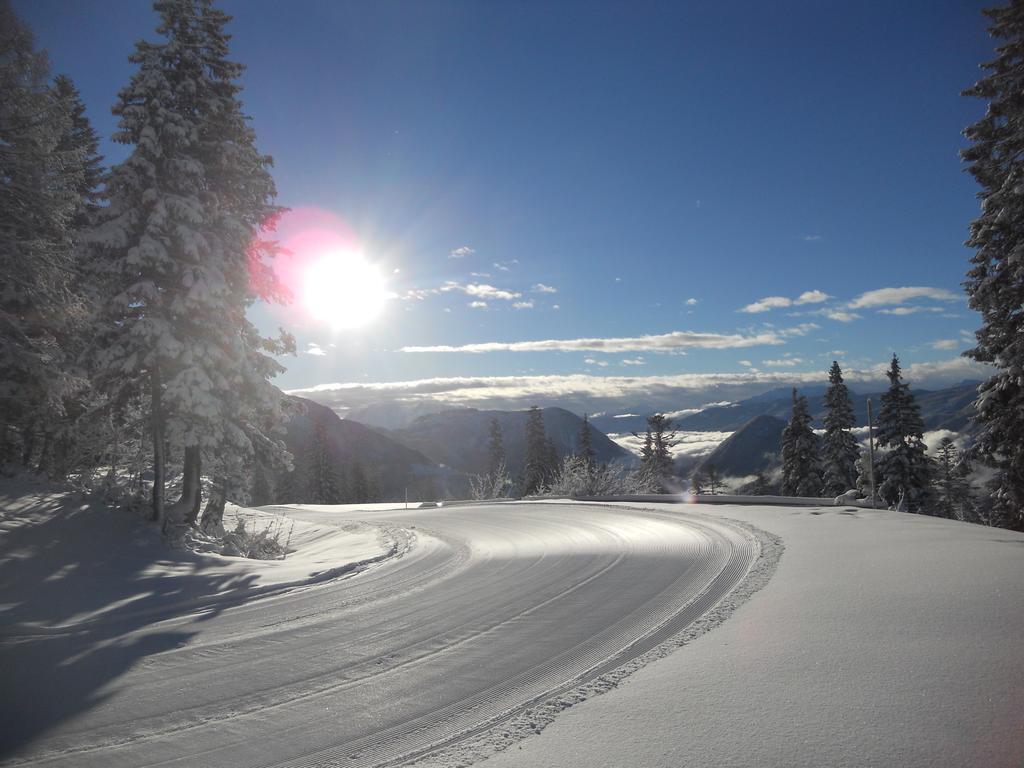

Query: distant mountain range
[694,414,788,478]
[692,415,786,481]
[671,380,981,434]
[381,407,633,477]
[272,396,459,502]
[280,380,983,500]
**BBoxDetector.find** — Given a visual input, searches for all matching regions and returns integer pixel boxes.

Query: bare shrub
[469,461,512,500]
[222,513,294,560]
[544,456,656,497]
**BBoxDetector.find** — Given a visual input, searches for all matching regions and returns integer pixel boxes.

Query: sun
[303,251,389,330]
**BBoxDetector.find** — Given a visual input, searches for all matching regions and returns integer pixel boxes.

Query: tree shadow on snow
[0,487,259,758]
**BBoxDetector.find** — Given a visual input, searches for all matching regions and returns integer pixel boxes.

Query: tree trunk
[200,476,227,537]
[182,445,203,527]
[151,366,165,525]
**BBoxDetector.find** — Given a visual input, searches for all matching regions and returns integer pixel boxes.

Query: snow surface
[0,480,411,633]
[471,502,1024,768]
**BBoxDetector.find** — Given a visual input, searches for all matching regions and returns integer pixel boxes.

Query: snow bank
[0,481,413,634]
[474,502,1024,768]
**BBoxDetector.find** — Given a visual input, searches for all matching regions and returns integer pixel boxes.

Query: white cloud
[442,282,521,301]
[552,304,561,311]
[288,358,993,414]
[740,296,792,313]
[738,360,753,367]
[403,287,440,301]
[513,300,534,310]
[468,301,487,309]
[780,322,820,337]
[532,283,558,294]
[449,245,475,258]
[621,357,646,366]
[740,290,829,313]
[685,297,698,306]
[795,290,830,304]
[763,357,805,367]
[801,234,822,241]
[849,286,958,309]
[584,357,609,368]
[493,259,519,272]
[608,430,733,459]
[400,329,786,354]
[930,339,959,350]
[922,429,968,454]
[304,343,327,357]
[823,310,861,322]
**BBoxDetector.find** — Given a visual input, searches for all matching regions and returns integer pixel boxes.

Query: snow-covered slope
[0,480,410,633]
[476,502,1024,768]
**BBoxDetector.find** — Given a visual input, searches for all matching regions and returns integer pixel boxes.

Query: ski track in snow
[0,501,768,768]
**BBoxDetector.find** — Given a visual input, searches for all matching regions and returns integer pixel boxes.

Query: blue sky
[19,0,996,413]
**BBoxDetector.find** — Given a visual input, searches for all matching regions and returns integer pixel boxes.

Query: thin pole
[405,487,408,510]
[866,398,876,509]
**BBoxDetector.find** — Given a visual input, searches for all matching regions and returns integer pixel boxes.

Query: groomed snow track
[2,502,766,768]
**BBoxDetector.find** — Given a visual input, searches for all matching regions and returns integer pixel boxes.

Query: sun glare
[303,251,389,330]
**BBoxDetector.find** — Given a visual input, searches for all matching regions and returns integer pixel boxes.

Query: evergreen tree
[349,460,369,504]
[876,355,932,512]
[633,413,677,492]
[780,389,822,497]
[51,75,104,231]
[520,406,554,495]
[485,417,505,477]
[821,361,860,495]
[0,6,90,467]
[933,437,974,521]
[87,0,292,528]
[962,2,1024,530]
[576,413,596,471]
[306,418,341,504]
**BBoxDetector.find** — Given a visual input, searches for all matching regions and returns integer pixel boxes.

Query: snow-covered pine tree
[576,413,596,471]
[962,1,1024,530]
[933,437,974,520]
[469,416,510,499]
[520,406,553,495]
[632,413,677,492]
[88,0,292,530]
[0,6,90,468]
[821,361,860,495]
[780,389,822,497]
[875,355,932,512]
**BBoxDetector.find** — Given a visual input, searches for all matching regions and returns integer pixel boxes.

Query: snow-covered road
[1,502,763,767]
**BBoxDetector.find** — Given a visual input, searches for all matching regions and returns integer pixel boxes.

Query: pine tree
[87,0,292,528]
[961,2,1024,530]
[349,460,369,504]
[471,417,510,499]
[780,389,822,497]
[821,361,860,495]
[0,6,89,467]
[933,437,974,521]
[486,417,505,477]
[633,413,677,492]
[876,355,932,512]
[576,413,596,471]
[306,418,341,504]
[520,406,554,495]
